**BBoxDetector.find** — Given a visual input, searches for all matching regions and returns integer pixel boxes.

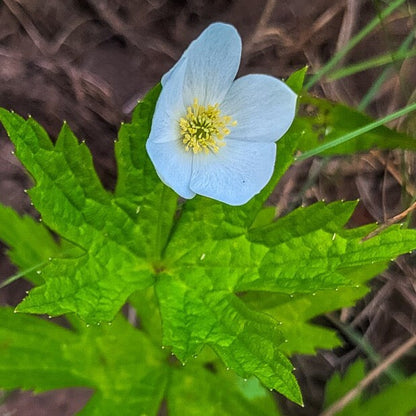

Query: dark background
[0,0,415,415]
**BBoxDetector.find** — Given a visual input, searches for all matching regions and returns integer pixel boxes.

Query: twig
[85,0,176,58]
[327,313,405,383]
[255,0,276,34]
[3,0,88,56]
[371,150,416,197]
[3,0,48,54]
[349,279,393,327]
[48,17,90,55]
[244,0,293,53]
[320,0,361,102]
[320,334,416,416]
[310,2,346,36]
[335,0,361,57]
[362,200,416,241]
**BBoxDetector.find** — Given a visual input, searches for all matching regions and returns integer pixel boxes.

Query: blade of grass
[327,314,405,383]
[0,390,14,406]
[327,47,416,81]
[295,101,416,161]
[359,68,393,111]
[359,28,416,111]
[0,260,48,289]
[321,335,416,416]
[305,0,407,90]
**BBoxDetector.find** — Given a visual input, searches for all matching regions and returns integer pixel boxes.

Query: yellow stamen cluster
[179,98,237,154]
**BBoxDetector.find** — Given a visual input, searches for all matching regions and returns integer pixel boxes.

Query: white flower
[146,23,297,206]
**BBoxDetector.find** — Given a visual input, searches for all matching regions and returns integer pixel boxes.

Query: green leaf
[0,85,177,323]
[115,84,178,259]
[0,308,168,415]
[0,203,284,412]
[350,374,416,416]
[167,362,280,416]
[242,281,367,356]
[3,80,416,405]
[241,203,413,356]
[242,230,388,355]
[285,66,308,95]
[296,95,416,155]
[324,360,416,416]
[0,303,285,415]
[0,204,63,285]
[129,286,163,344]
[0,308,88,391]
[156,276,301,403]
[324,360,366,410]
[155,199,416,398]
[239,206,416,294]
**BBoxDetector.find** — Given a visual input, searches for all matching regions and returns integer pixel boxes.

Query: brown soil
[0,1,415,415]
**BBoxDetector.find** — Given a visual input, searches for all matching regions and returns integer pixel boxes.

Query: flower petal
[189,140,276,205]
[148,58,188,143]
[220,74,297,143]
[146,139,195,199]
[163,23,242,107]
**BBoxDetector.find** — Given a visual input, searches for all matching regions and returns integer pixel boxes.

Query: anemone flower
[146,22,297,206]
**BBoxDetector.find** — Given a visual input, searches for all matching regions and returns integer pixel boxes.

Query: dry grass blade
[320,335,416,416]
[3,0,48,54]
[362,200,416,241]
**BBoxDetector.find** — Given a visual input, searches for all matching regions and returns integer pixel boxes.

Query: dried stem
[362,200,416,241]
[320,335,416,416]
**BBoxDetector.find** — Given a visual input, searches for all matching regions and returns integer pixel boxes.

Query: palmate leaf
[0,80,302,403]
[0,308,168,416]
[156,199,416,402]
[2,72,416,404]
[0,206,169,414]
[167,360,280,416]
[0,306,284,416]
[0,206,280,415]
[243,260,386,355]
[0,85,177,322]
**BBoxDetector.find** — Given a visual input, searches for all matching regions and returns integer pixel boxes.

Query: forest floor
[0,0,415,415]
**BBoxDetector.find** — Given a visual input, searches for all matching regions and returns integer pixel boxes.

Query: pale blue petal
[146,139,195,199]
[220,74,297,142]
[148,58,188,143]
[190,140,276,205]
[163,23,242,107]
[161,54,186,87]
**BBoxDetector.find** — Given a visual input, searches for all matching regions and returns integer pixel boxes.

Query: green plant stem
[295,101,416,161]
[305,0,407,90]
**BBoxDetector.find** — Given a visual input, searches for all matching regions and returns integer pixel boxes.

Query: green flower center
[179,98,237,154]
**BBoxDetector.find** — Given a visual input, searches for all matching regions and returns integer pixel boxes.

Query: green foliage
[243,202,399,356]
[296,95,416,155]
[0,308,168,416]
[0,305,285,416]
[0,204,62,285]
[167,359,279,416]
[285,66,308,95]
[0,205,279,415]
[1,71,416,409]
[324,360,416,416]
[0,86,176,323]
